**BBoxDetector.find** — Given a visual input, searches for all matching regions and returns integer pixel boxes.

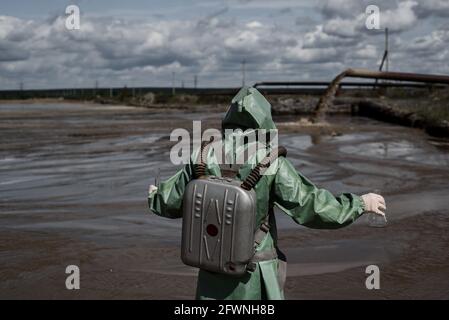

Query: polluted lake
[1,102,449,299]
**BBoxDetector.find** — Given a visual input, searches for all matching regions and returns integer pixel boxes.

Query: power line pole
[385,27,389,72]
[374,27,390,89]
[241,59,246,87]
[95,79,98,95]
[19,81,24,91]
[172,71,176,95]
[194,74,198,89]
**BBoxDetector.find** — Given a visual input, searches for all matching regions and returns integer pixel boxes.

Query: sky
[0,0,448,89]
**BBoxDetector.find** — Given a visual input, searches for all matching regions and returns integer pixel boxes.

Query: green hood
[222,87,277,131]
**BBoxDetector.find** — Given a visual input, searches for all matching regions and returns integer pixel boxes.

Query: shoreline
[1,102,448,299]
[1,95,449,139]
[0,98,98,105]
[357,98,449,138]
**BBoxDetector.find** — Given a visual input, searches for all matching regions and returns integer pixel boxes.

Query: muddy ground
[0,102,448,299]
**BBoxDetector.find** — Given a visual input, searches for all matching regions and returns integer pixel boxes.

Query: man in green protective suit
[148,87,386,300]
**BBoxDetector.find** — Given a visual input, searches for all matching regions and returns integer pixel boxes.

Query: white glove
[361,193,386,217]
[148,185,158,195]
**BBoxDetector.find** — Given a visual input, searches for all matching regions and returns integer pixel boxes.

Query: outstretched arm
[148,162,194,219]
[273,157,367,229]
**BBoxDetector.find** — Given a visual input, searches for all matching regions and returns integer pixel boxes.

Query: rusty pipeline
[313,68,449,121]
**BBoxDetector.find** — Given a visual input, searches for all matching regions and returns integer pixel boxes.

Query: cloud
[302,25,357,48]
[322,16,362,37]
[0,0,448,89]
[414,0,449,18]
[320,0,364,18]
[398,29,449,58]
[0,41,30,62]
[381,0,418,31]
[246,21,263,28]
[320,0,419,38]
[197,7,229,27]
[0,13,293,88]
[284,44,339,63]
[352,44,379,60]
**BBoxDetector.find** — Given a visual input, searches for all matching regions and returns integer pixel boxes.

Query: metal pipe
[345,68,449,84]
[313,68,449,121]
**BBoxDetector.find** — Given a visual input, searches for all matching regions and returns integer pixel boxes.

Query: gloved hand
[361,193,386,217]
[148,185,158,195]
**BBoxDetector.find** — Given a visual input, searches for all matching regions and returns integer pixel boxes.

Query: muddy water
[1,102,448,299]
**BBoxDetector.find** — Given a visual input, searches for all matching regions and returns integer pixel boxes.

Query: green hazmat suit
[148,87,366,300]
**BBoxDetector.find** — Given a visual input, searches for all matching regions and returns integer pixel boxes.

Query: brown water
[1,102,448,299]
